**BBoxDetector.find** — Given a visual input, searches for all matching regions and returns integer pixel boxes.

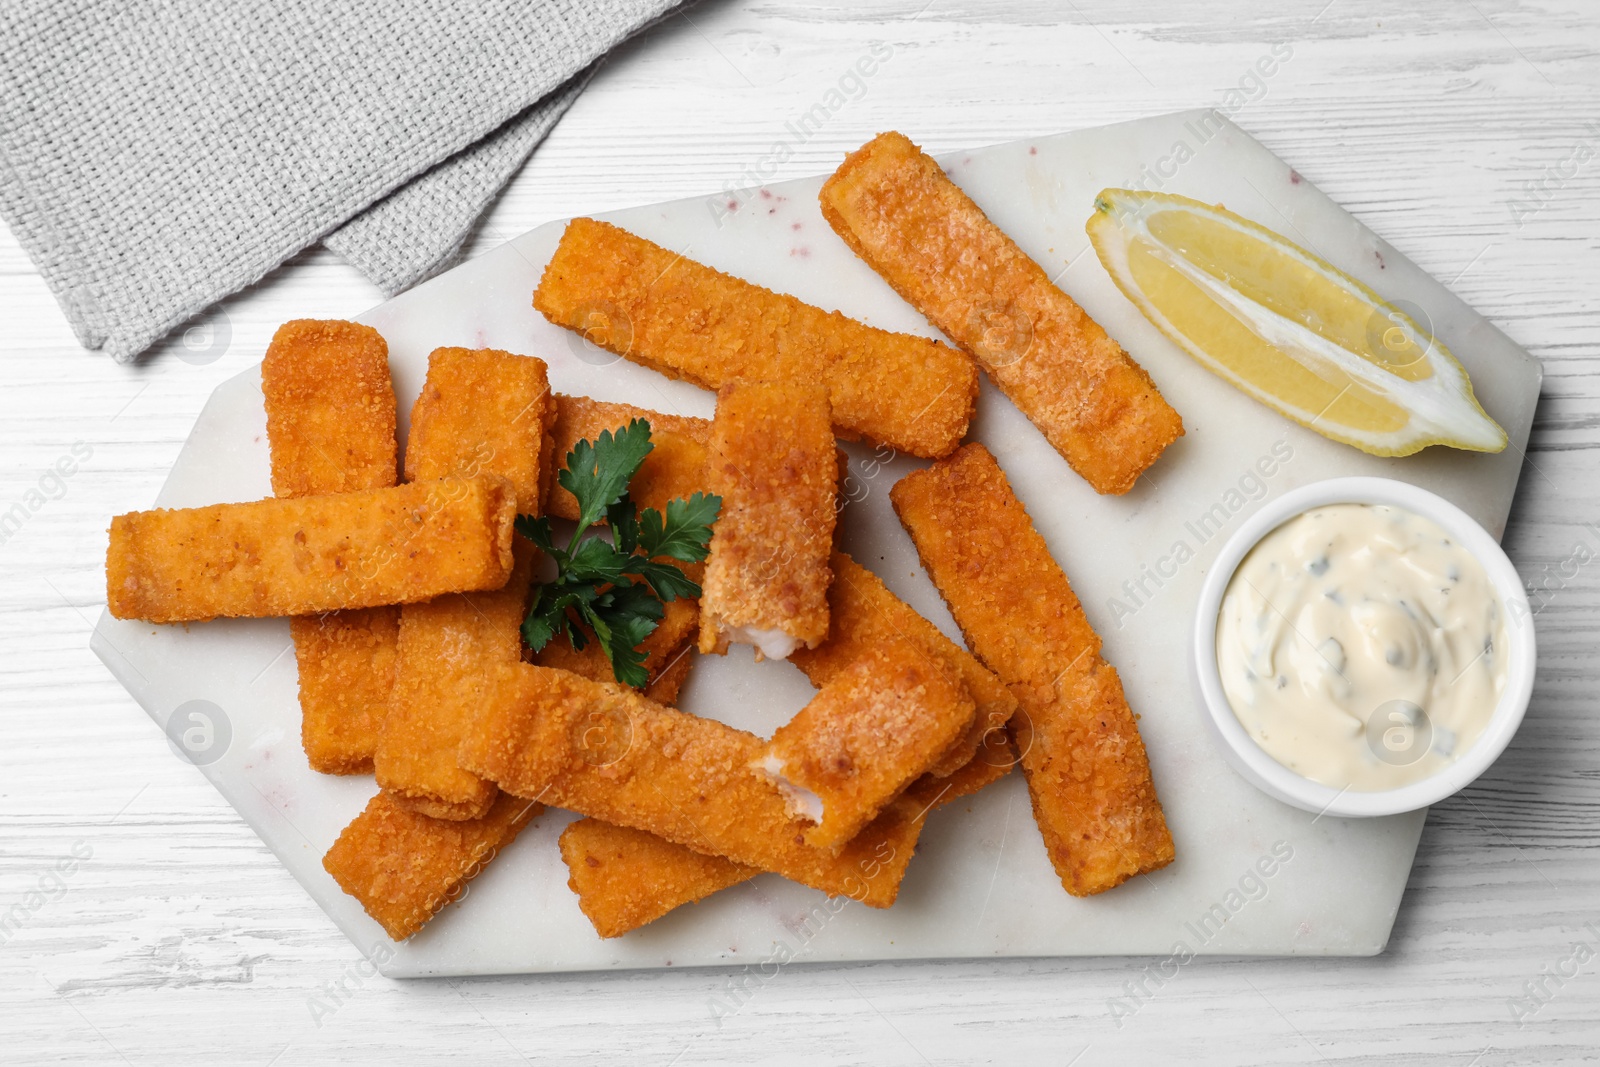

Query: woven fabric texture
[0,0,679,361]
[324,71,591,296]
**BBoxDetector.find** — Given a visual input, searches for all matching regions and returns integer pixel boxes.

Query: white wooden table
[2,1,1596,1062]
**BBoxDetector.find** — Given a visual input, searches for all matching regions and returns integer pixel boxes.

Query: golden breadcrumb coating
[532,218,977,459]
[544,394,712,522]
[376,533,535,821]
[820,132,1183,495]
[290,609,398,775]
[641,637,696,706]
[106,475,517,623]
[558,727,1016,939]
[459,664,926,906]
[262,319,398,497]
[698,379,836,658]
[790,551,1015,777]
[323,789,540,941]
[374,350,555,815]
[405,347,555,516]
[559,820,753,939]
[890,443,1174,895]
[261,319,402,775]
[929,723,1017,801]
[759,639,974,852]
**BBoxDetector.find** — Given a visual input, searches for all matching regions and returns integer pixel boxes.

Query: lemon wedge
[1086,188,1506,456]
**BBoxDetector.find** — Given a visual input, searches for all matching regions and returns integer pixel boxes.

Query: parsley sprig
[516,419,720,688]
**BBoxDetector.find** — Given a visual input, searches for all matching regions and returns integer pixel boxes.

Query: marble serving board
[92,110,1541,976]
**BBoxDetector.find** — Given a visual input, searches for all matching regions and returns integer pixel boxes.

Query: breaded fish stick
[560,728,1016,938]
[460,665,926,906]
[376,538,534,820]
[406,348,555,516]
[532,218,977,459]
[377,351,552,818]
[262,319,398,497]
[820,132,1183,495]
[790,551,1018,777]
[106,475,517,623]
[289,609,399,775]
[891,444,1174,895]
[559,820,754,939]
[323,789,540,941]
[756,640,974,852]
[545,394,711,522]
[699,380,836,660]
[262,319,401,775]
[552,394,711,448]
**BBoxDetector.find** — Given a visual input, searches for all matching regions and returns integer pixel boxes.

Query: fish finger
[378,351,551,817]
[532,218,977,459]
[559,820,752,939]
[375,538,534,820]
[323,789,540,941]
[106,475,517,623]
[559,727,1015,938]
[890,443,1174,895]
[288,609,400,775]
[755,639,973,852]
[790,551,1016,777]
[698,379,836,660]
[262,319,401,775]
[262,319,398,497]
[820,131,1183,495]
[406,347,555,516]
[459,664,925,907]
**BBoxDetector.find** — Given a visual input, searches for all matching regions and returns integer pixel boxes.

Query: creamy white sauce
[727,624,800,662]
[754,754,825,822]
[1216,503,1507,791]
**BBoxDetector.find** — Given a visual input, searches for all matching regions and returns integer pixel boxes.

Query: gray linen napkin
[0,0,681,362]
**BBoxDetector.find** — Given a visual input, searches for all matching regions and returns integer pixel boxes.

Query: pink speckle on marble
[726,198,739,212]
[1029,146,1037,155]
[1289,170,1302,184]
[759,188,772,200]
[790,221,802,231]
[789,246,811,258]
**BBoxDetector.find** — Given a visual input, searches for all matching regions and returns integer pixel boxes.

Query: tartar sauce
[1216,503,1507,791]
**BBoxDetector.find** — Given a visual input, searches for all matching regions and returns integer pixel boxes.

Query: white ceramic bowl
[1191,476,1536,818]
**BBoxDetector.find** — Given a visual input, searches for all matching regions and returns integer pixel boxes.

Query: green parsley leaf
[563,535,631,585]
[521,418,720,688]
[607,498,640,555]
[623,558,701,602]
[514,514,556,556]
[637,491,721,563]
[521,584,598,652]
[581,581,661,689]
[558,419,654,533]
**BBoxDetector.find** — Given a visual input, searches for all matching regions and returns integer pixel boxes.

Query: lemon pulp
[1087,189,1505,456]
